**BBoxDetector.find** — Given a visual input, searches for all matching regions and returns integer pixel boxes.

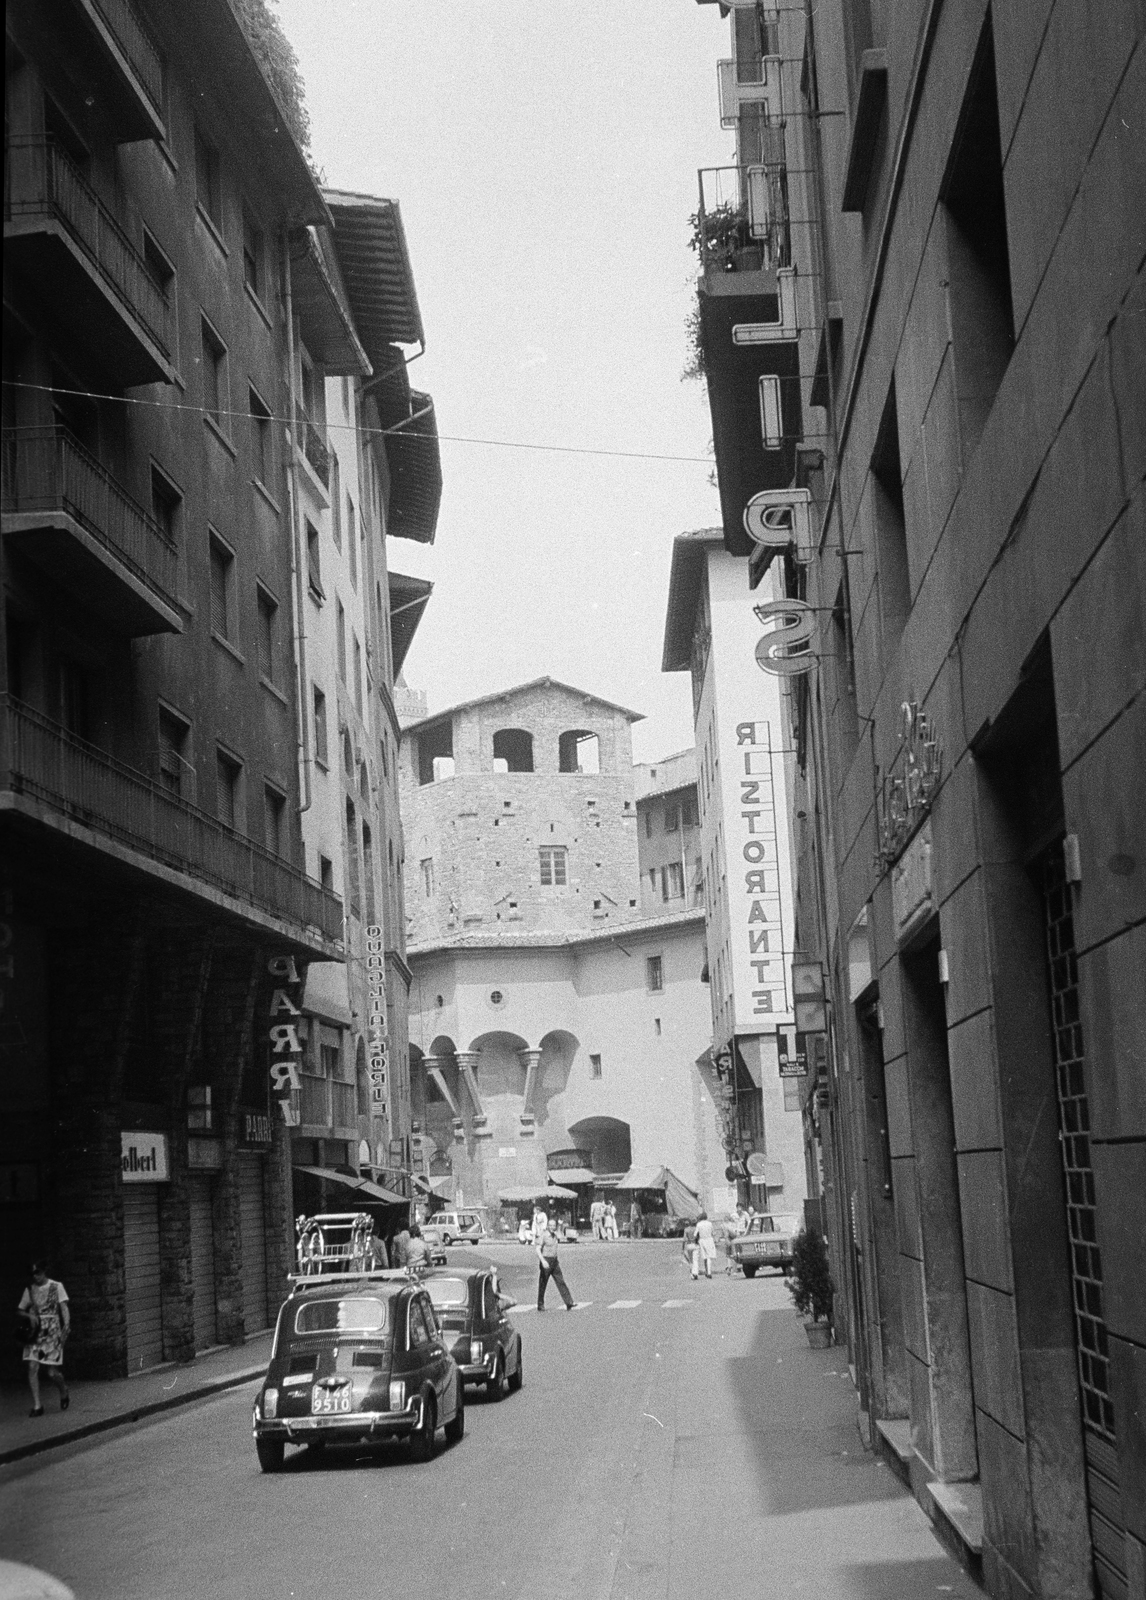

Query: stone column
[455,1051,490,1137]
[424,1056,466,1143]
[518,1048,542,1136]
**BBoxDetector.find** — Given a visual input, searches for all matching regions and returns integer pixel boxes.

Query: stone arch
[558,729,600,774]
[533,1029,579,1129]
[469,1029,530,1099]
[418,1035,460,1155]
[568,1116,632,1176]
[492,728,534,773]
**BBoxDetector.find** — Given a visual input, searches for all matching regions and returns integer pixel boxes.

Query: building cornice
[407,908,705,961]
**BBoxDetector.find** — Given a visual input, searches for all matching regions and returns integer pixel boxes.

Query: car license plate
[311,1384,352,1415]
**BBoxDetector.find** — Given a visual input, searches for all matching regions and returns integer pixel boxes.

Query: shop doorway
[123,1186,163,1372]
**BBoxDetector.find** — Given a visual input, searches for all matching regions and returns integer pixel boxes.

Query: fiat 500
[252,1276,464,1471]
[727,1213,799,1278]
[422,1268,523,1399]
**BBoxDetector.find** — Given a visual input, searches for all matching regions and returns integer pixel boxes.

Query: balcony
[0,696,344,954]
[2,428,181,635]
[694,163,790,287]
[4,139,176,386]
[73,0,166,142]
[296,408,331,488]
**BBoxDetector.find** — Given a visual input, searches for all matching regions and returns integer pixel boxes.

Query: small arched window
[558,730,600,774]
[492,728,534,773]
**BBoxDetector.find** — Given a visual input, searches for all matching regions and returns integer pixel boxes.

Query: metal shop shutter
[238,1157,269,1333]
[123,1186,163,1373]
[189,1177,217,1351]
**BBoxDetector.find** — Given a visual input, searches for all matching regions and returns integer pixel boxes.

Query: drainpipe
[282,230,311,815]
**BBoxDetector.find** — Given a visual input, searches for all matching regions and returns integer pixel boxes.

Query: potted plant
[787,1226,834,1347]
[687,200,751,273]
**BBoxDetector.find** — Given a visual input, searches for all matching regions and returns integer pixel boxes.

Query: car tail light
[262,1388,278,1420]
[389,1380,406,1412]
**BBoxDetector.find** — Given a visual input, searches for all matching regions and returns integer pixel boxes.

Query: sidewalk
[0,1333,272,1467]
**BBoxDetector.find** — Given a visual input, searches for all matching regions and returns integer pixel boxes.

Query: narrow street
[0,1244,978,1600]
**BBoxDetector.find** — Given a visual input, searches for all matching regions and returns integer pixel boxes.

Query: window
[142,230,174,305]
[665,804,680,833]
[870,379,911,648]
[200,319,227,429]
[217,750,241,828]
[345,798,361,915]
[158,708,190,796]
[420,858,434,898]
[942,14,1014,461]
[336,599,346,679]
[209,534,234,640]
[662,862,685,901]
[417,721,454,786]
[194,130,223,232]
[590,1053,603,1080]
[362,820,375,924]
[643,810,653,838]
[313,685,328,766]
[306,521,322,600]
[347,497,357,589]
[319,854,333,891]
[264,785,285,855]
[648,868,657,894]
[353,635,363,713]
[330,457,342,550]
[256,587,277,685]
[492,729,534,773]
[242,209,264,300]
[759,374,782,449]
[150,466,181,544]
[539,846,567,887]
[249,386,272,486]
[558,729,599,774]
[646,955,664,993]
[681,794,696,828]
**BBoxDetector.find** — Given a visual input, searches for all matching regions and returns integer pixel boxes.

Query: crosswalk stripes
[607,1299,642,1309]
[509,1298,693,1315]
[661,1299,694,1308]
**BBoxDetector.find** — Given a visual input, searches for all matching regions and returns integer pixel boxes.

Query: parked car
[421,1268,523,1399]
[252,1276,465,1471]
[421,1210,486,1247]
[726,1213,800,1278]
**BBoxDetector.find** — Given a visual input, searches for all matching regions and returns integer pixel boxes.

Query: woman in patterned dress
[19,1262,70,1416]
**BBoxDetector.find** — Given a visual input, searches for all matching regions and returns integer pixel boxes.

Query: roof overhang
[385,392,442,545]
[388,570,434,677]
[661,532,720,672]
[323,190,424,360]
[290,229,371,376]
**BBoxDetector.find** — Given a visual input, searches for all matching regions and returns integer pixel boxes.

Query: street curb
[0,1363,267,1467]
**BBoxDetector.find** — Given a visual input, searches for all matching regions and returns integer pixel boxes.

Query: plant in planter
[687,200,751,273]
[787,1226,834,1347]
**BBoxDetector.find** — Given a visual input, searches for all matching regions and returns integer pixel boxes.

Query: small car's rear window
[294,1297,388,1335]
[424,1278,469,1309]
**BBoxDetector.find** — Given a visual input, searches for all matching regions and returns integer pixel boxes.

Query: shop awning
[545,1167,596,1186]
[612,1166,701,1220]
[498,1183,577,1203]
[294,1166,408,1206]
[412,1174,451,1203]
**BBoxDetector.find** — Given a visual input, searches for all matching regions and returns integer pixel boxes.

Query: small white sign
[498,1147,516,1159]
[121,1132,169,1183]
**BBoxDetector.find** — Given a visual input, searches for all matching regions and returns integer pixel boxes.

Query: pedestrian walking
[405,1225,431,1271]
[531,1204,548,1242]
[19,1263,70,1417]
[630,1199,643,1239]
[535,1222,575,1310]
[604,1201,618,1241]
[391,1224,411,1268]
[681,1220,699,1280]
[695,1213,718,1279]
[589,1198,605,1240]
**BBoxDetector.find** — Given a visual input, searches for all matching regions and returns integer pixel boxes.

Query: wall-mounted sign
[241,1111,272,1147]
[267,956,302,1127]
[892,821,934,944]
[743,486,812,567]
[876,702,943,864]
[730,722,789,1019]
[548,1148,592,1172]
[121,1132,169,1182]
[754,597,817,677]
[365,924,389,1126]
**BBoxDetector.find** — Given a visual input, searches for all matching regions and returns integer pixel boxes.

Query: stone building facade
[399,679,725,1212]
[693,1,1145,1594]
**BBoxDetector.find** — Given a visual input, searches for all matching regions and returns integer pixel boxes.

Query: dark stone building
[2,0,344,1374]
[693,1,1144,1595]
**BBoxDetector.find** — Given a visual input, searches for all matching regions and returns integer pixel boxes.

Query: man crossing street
[536,1221,575,1310]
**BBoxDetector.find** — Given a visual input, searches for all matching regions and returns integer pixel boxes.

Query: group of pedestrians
[681,1214,718,1280]
[588,1199,620,1240]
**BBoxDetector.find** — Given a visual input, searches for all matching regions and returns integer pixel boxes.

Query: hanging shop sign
[267,955,303,1127]
[730,721,789,1020]
[876,701,943,865]
[742,487,813,567]
[121,1132,169,1182]
[365,924,389,1122]
[754,597,817,677]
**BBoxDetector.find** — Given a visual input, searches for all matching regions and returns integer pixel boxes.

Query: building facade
[2,0,344,1374]
[398,678,725,1212]
[692,1,1145,1596]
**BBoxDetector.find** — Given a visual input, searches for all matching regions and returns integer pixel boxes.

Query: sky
[276,0,736,762]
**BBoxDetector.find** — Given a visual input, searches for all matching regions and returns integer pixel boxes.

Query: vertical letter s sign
[754,598,817,677]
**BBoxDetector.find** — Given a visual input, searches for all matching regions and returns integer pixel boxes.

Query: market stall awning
[545,1167,596,1186]
[498,1183,577,1203]
[294,1166,408,1206]
[612,1166,701,1220]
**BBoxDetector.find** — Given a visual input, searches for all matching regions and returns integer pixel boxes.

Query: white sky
[277,0,735,761]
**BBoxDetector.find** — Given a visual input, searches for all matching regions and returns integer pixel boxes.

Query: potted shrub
[787,1226,834,1347]
[687,200,750,273]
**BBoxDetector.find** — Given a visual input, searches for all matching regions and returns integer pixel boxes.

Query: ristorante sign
[876,701,943,865]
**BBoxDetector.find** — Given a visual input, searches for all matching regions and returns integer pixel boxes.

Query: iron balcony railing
[1,695,344,946]
[296,408,331,487]
[90,0,165,116]
[694,161,791,275]
[5,138,172,359]
[2,427,179,612]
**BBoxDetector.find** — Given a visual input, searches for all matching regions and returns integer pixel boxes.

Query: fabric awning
[294,1166,408,1206]
[612,1166,701,1221]
[613,1166,666,1191]
[498,1183,577,1203]
[545,1167,596,1185]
